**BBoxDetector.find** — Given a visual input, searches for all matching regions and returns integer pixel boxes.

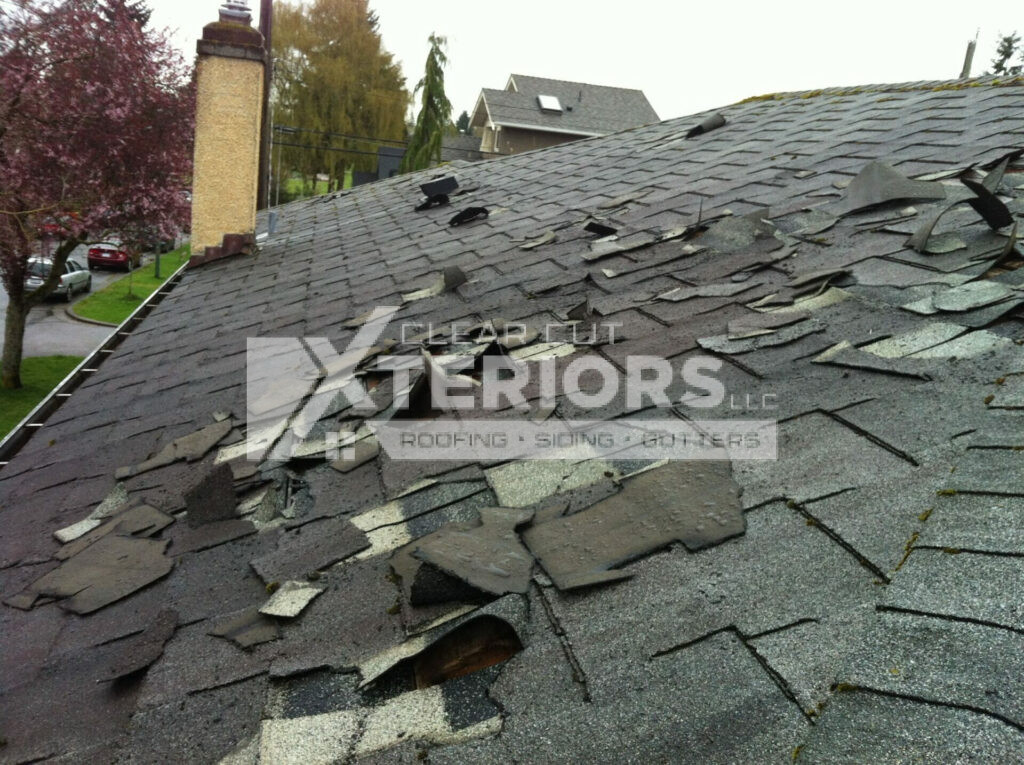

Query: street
[0,244,137,358]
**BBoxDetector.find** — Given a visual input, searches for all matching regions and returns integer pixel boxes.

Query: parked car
[87,240,140,271]
[24,258,92,302]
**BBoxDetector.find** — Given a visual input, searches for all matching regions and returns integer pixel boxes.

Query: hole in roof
[537,94,563,113]
[412,616,523,689]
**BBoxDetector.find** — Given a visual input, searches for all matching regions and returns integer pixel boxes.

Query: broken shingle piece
[836,160,946,215]
[250,515,370,584]
[184,462,237,528]
[962,178,1014,230]
[859,322,967,358]
[906,202,961,254]
[657,281,761,302]
[786,267,851,292]
[790,209,838,237]
[907,329,1016,359]
[57,504,175,561]
[930,281,1016,313]
[410,507,535,597]
[812,341,934,380]
[88,482,130,520]
[522,460,745,590]
[115,420,233,479]
[582,238,625,262]
[698,319,823,355]
[700,211,779,254]
[598,192,645,209]
[102,608,178,682]
[54,517,103,544]
[726,310,809,339]
[330,437,381,473]
[392,541,488,607]
[258,580,325,618]
[172,519,255,555]
[27,536,174,614]
[401,266,468,302]
[209,606,281,648]
[520,230,557,250]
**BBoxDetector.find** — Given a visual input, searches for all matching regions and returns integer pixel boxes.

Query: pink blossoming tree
[0,0,194,388]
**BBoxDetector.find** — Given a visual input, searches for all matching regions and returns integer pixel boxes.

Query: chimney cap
[219,1,252,25]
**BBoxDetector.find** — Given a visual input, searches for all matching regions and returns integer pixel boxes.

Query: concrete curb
[64,304,118,328]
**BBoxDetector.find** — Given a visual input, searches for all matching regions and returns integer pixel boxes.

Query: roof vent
[537,95,563,113]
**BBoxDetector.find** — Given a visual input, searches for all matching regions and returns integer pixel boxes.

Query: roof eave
[488,120,605,138]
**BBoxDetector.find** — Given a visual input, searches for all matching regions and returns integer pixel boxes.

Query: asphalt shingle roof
[1,76,1023,763]
[476,73,660,135]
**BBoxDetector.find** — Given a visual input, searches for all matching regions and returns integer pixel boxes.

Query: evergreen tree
[989,31,1022,76]
[401,34,452,173]
[455,110,470,134]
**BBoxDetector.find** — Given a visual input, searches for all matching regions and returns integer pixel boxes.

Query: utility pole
[257,0,274,210]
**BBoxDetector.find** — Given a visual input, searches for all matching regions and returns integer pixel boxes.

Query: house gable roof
[470,73,660,136]
[1,76,1023,762]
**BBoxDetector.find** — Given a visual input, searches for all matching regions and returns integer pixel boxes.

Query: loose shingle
[523,460,745,589]
[25,535,174,614]
[102,608,178,681]
[836,160,946,215]
[209,606,281,648]
[411,507,535,596]
[259,580,326,618]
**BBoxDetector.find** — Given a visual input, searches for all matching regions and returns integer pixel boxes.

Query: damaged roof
[2,76,1024,763]
[471,73,660,137]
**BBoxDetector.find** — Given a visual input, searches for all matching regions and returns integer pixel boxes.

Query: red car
[87,241,140,271]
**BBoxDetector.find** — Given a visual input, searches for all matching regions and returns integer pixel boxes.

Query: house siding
[494,126,582,155]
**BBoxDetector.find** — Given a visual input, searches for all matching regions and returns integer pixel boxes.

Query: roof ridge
[737,75,1024,104]
[509,73,647,94]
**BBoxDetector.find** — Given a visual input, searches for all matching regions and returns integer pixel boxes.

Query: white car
[25,258,92,302]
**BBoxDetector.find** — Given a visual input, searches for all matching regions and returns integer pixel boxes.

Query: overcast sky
[150,0,1021,121]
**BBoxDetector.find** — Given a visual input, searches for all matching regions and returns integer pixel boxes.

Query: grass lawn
[73,245,189,324]
[0,355,83,438]
[284,169,352,197]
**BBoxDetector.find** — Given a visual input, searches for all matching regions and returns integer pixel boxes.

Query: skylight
[537,94,563,113]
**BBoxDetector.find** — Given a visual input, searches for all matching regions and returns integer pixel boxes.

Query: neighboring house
[469,73,660,155]
[3,75,1024,763]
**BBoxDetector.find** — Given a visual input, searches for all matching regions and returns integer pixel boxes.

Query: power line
[273,124,406,147]
[272,123,502,157]
[271,140,385,159]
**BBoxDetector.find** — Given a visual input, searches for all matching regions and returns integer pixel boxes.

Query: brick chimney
[190,1,267,256]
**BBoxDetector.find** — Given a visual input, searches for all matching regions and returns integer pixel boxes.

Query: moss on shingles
[893,531,919,572]
[735,76,1024,106]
